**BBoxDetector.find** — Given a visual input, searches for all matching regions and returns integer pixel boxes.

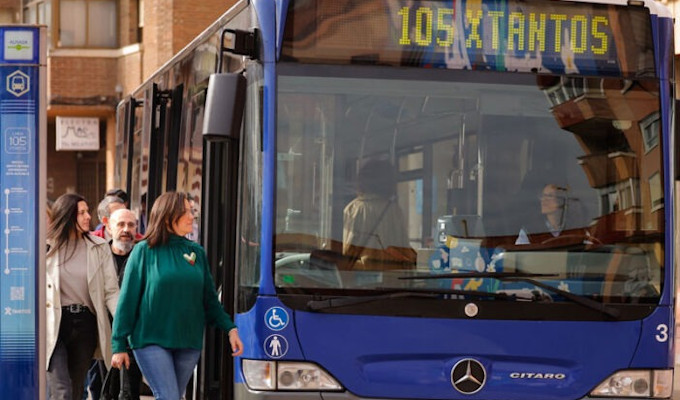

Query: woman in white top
[45,193,119,399]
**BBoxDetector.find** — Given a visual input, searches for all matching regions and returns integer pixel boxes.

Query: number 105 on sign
[5,128,29,154]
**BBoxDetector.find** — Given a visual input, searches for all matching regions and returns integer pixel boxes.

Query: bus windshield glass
[274,64,664,313]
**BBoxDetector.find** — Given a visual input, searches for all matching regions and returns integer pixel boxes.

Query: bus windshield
[274,64,664,314]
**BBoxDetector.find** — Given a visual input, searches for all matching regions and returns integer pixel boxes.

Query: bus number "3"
[655,324,669,342]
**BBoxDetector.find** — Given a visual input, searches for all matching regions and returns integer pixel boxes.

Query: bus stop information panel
[0,25,45,399]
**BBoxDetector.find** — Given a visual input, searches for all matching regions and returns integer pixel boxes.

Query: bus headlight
[242,359,343,391]
[590,370,673,398]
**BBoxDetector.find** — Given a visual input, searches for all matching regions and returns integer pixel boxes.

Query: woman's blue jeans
[132,345,201,400]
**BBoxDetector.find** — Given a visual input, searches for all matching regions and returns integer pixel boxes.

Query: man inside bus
[342,159,415,270]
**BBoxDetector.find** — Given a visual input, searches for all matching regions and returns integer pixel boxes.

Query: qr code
[10,286,24,301]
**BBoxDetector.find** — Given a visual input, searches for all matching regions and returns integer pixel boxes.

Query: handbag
[101,365,132,400]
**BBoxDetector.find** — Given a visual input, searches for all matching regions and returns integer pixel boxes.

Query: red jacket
[91,226,143,240]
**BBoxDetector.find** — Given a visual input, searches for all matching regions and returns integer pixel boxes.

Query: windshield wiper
[307,288,514,311]
[400,272,620,319]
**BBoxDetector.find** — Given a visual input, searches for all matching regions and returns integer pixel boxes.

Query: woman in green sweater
[110,192,243,400]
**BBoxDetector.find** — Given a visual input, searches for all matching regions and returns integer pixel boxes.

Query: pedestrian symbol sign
[264,334,289,359]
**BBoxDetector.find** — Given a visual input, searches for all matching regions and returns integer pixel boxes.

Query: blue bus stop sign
[0,26,46,399]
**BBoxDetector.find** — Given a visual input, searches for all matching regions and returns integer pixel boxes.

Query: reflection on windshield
[274,66,663,306]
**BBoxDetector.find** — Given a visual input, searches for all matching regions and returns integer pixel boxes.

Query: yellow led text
[397,6,610,56]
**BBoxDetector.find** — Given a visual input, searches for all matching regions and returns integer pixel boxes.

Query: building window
[601,188,619,213]
[59,0,117,48]
[23,0,52,46]
[648,172,663,211]
[619,183,633,210]
[543,77,602,108]
[600,180,639,213]
[24,0,50,24]
[640,112,660,153]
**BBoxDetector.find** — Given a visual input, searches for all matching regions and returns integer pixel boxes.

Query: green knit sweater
[111,235,236,354]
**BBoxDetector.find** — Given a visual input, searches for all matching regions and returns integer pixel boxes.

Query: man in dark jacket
[104,208,144,399]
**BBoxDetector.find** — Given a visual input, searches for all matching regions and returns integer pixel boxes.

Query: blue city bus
[115,0,676,399]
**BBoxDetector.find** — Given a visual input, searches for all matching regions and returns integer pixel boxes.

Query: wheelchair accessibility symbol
[265,306,289,331]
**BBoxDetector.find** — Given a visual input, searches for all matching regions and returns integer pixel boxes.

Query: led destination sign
[281,0,655,76]
[396,6,610,56]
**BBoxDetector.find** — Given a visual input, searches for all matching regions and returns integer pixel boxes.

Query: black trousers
[47,309,98,400]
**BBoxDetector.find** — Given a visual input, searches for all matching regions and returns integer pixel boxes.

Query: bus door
[198,71,246,399]
[114,97,135,194]
[198,138,240,399]
[147,83,183,204]
[127,93,146,221]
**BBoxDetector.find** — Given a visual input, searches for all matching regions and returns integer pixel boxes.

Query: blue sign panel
[0,27,40,65]
[0,26,41,400]
[264,306,289,331]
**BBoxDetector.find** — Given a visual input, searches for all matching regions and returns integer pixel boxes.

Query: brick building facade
[15,0,234,221]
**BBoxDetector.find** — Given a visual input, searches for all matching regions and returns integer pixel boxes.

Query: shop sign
[56,117,99,151]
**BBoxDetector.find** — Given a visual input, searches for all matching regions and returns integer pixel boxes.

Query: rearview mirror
[202,73,246,141]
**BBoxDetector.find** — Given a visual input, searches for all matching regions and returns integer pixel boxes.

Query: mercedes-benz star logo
[451,358,486,394]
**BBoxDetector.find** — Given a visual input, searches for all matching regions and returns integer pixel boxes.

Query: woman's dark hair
[47,193,91,258]
[145,191,190,248]
[356,159,397,197]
